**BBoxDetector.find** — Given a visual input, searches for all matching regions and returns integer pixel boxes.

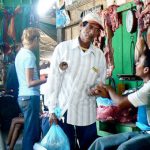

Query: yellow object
[92,67,99,73]
[117,83,126,95]
[80,46,88,52]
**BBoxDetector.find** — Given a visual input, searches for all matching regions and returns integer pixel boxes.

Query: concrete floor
[12,136,22,150]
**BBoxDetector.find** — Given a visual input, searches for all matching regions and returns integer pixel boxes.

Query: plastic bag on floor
[33,143,47,150]
[41,123,70,150]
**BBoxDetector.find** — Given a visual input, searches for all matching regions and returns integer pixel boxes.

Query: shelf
[96,121,140,137]
[117,74,142,81]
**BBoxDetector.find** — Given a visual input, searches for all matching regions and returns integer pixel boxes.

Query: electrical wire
[130,35,135,74]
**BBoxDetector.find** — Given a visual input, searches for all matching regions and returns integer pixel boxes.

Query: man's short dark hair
[82,21,88,27]
[143,45,150,68]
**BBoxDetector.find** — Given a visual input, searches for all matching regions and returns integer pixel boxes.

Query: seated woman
[7,117,24,150]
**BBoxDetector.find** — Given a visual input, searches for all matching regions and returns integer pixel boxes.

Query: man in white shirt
[89,47,150,150]
[46,12,107,150]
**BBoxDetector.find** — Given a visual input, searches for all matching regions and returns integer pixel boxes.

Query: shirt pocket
[88,66,99,85]
[18,97,31,112]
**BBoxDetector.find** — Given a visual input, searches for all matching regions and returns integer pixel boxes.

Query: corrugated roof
[39,29,57,61]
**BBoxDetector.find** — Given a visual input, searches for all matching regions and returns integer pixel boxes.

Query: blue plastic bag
[96,97,114,107]
[41,123,70,150]
[41,107,62,137]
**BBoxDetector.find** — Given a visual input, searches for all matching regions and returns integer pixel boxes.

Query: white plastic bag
[33,143,47,150]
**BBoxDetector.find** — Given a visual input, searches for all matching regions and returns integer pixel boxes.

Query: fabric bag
[41,123,70,150]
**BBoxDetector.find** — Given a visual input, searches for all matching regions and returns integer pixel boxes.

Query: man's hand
[88,84,110,98]
[49,113,58,125]
[94,84,110,98]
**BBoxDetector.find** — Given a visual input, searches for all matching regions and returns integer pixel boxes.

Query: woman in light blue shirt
[15,28,46,150]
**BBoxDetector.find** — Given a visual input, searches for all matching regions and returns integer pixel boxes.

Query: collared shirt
[46,38,107,126]
[15,48,40,96]
[128,80,150,126]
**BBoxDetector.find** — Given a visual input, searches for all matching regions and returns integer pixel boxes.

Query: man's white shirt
[128,81,150,125]
[46,38,107,126]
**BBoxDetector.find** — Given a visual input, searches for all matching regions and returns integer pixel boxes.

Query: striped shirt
[46,38,107,126]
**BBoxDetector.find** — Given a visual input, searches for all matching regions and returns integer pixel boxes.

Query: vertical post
[57,28,65,43]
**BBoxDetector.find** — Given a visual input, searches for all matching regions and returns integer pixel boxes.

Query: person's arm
[46,44,64,124]
[44,44,63,122]
[105,85,131,109]
[90,83,131,109]
[24,53,47,87]
[25,68,46,87]
[49,113,58,125]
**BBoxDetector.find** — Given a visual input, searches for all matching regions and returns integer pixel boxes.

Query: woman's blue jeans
[18,95,41,150]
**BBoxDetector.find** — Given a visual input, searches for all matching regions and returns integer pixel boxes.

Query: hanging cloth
[2,9,11,43]
[7,6,22,41]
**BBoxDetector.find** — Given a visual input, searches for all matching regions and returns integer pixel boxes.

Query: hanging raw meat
[134,34,145,62]
[134,0,150,61]
[94,5,121,77]
[147,26,150,48]
[102,5,121,77]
